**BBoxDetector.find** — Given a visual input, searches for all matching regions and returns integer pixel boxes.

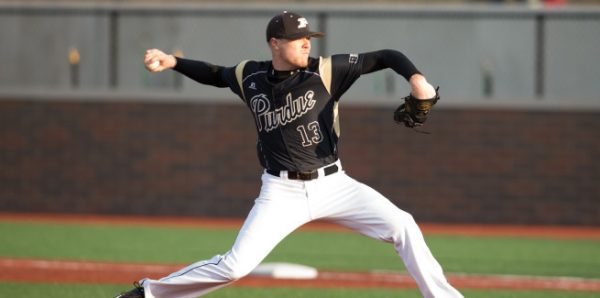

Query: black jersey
[173,50,420,172]
[220,55,362,172]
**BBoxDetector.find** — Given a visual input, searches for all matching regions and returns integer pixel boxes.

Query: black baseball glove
[394,86,440,128]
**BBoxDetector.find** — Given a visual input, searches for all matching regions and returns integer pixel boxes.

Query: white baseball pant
[140,160,463,298]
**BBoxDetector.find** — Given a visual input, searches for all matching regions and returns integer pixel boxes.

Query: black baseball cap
[266,11,325,42]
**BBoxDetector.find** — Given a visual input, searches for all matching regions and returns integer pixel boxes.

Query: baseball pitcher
[116,11,461,298]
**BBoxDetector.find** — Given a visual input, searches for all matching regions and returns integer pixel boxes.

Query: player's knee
[391,209,416,228]
[388,210,418,242]
[400,210,416,225]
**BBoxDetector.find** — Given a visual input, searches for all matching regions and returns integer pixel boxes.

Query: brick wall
[1,99,598,225]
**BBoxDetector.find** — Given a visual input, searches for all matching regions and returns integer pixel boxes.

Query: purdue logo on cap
[297,18,308,29]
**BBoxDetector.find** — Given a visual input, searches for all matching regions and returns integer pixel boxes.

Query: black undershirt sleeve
[360,49,420,81]
[173,57,228,88]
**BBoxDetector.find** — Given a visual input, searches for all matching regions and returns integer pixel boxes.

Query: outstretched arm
[143,49,228,87]
[361,49,436,99]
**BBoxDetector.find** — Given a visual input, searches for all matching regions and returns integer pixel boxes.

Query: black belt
[267,164,339,181]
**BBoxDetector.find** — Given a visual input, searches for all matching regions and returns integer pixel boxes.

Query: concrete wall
[1,4,599,104]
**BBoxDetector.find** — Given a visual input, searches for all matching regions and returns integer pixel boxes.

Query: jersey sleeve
[172,58,256,103]
[220,63,245,102]
[360,49,420,80]
[328,54,364,100]
[173,57,229,87]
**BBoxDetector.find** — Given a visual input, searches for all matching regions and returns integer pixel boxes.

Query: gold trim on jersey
[319,56,340,138]
[235,60,250,102]
[318,56,332,95]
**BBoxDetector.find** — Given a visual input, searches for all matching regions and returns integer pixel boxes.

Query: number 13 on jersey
[297,121,323,147]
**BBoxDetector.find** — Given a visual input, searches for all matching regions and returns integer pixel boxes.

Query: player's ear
[270,38,279,50]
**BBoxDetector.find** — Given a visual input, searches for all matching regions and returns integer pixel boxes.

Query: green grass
[425,235,600,278]
[0,283,598,298]
[1,221,599,297]
[1,221,599,279]
[0,222,238,264]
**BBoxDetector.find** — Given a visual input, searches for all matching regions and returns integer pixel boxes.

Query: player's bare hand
[409,74,436,99]
[144,49,177,72]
